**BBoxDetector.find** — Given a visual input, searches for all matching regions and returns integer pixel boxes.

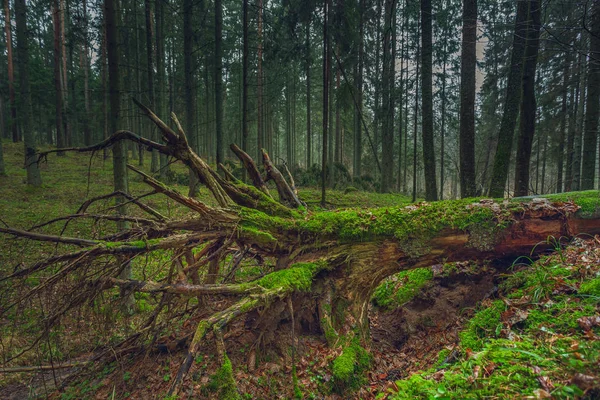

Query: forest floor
[0,140,599,399]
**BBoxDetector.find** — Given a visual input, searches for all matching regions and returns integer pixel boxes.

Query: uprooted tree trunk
[2,101,599,396]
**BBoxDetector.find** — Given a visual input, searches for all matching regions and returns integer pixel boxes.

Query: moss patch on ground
[384,240,600,399]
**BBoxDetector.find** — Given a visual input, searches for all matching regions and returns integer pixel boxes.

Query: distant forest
[0,0,599,200]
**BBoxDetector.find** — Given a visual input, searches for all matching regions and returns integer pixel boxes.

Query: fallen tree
[1,102,599,397]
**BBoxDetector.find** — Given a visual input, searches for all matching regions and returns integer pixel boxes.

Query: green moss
[371,267,433,310]
[208,355,240,400]
[250,261,325,292]
[579,276,600,297]
[543,190,600,215]
[459,300,504,351]
[332,340,371,391]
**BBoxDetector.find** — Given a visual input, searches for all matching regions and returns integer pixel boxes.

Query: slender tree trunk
[556,54,570,193]
[134,0,143,166]
[155,0,168,179]
[440,44,447,200]
[573,46,587,192]
[242,0,249,178]
[353,1,363,177]
[257,0,263,159]
[60,0,70,147]
[582,0,600,190]
[396,0,405,191]
[321,0,329,206]
[3,0,18,142]
[184,0,198,195]
[52,0,65,154]
[144,0,158,171]
[82,0,92,146]
[421,0,437,200]
[488,0,529,197]
[215,0,224,169]
[514,0,541,196]
[412,22,421,203]
[15,0,41,186]
[306,17,312,169]
[105,0,133,311]
[459,0,477,198]
[335,48,341,165]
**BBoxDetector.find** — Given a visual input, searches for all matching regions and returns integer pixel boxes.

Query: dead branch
[230,143,271,197]
[0,227,100,247]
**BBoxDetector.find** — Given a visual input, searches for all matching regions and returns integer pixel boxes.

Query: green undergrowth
[384,244,600,399]
[243,261,327,292]
[331,337,372,392]
[371,267,434,309]
[207,355,240,400]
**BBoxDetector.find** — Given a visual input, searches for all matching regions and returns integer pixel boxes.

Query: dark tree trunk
[557,54,571,193]
[412,21,421,203]
[52,0,65,154]
[15,0,41,186]
[514,0,541,197]
[184,0,198,196]
[215,0,224,169]
[380,0,395,193]
[306,17,312,169]
[155,0,168,179]
[257,0,263,160]
[488,0,529,197]
[82,0,92,147]
[353,0,364,177]
[145,0,158,172]
[242,0,249,178]
[582,0,600,190]
[421,0,437,200]
[3,0,18,142]
[459,0,477,198]
[322,0,329,206]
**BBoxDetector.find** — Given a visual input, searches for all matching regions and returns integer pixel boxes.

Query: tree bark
[52,0,65,154]
[306,17,312,169]
[421,0,437,200]
[15,0,41,186]
[322,0,329,206]
[184,0,198,196]
[459,0,477,198]
[215,0,224,170]
[3,0,18,142]
[514,0,541,196]
[582,0,600,190]
[488,0,529,197]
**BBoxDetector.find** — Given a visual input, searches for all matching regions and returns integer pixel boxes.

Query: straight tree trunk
[514,0,541,196]
[321,0,329,206]
[459,0,477,198]
[105,0,133,311]
[52,0,65,154]
[184,0,198,195]
[373,0,382,159]
[440,44,447,200]
[155,0,168,179]
[573,46,587,192]
[215,0,224,169]
[257,0,263,160]
[421,0,437,200]
[3,0,18,142]
[242,0,249,177]
[15,0,41,186]
[145,0,158,172]
[60,0,70,147]
[380,0,395,193]
[488,0,529,197]
[556,54,570,193]
[582,0,600,190]
[82,0,92,146]
[412,22,421,203]
[306,18,312,168]
[353,1,363,177]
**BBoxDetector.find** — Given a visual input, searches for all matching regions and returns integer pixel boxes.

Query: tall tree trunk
[321,0,329,206]
[105,0,133,311]
[374,0,382,161]
[459,0,477,198]
[440,43,447,200]
[257,0,263,160]
[184,0,198,195]
[353,1,363,177]
[488,0,529,197]
[421,0,437,200]
[514,0,541,196]
[215,0,224,169]
[582,0,600,190]
[557,54,571,193]
[3,0,18,142]
[242,0,249,178]
[145,0,158,172]
[60,0,70,147]
[412,22,421,203]
[82,0,92,146]
[380,0,395,193]
[52,0,65,154]
[306,17,312,169]
[335,48,341,165]
[155,0,168,179]
[15,0,41,186]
